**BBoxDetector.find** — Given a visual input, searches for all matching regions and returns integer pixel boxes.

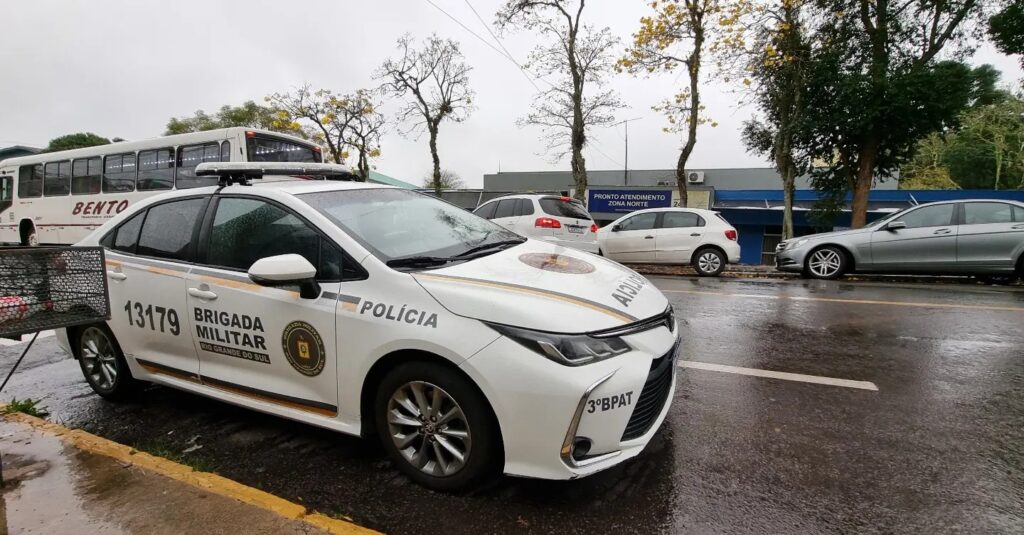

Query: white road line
[678,360,879,391]
[0,330,55,347]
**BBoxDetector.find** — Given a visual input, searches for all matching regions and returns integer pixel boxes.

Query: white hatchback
[472,194,599,254]
[58,163,678,492]
[597,208,741,276]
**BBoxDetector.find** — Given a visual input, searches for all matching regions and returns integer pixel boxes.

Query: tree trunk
[675,47,702,208]
[568,24,588,202]
[852,142,878,228]
[428,125,441,195]
[780,161,796,239]
[357,148,369,182]
[994,140,1003,190]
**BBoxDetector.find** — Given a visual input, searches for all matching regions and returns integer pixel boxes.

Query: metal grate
[0,247,110,338]
[621,345,677,441]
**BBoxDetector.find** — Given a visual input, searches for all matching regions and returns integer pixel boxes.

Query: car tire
[804,246,847,280]
[693,248,726,277]
[374,361,501,492]
[76,324,139,401]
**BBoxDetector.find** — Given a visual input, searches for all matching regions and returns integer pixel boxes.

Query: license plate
[567,225,584,234]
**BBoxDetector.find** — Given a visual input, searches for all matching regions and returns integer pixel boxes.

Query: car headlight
[485,323,631,366]
[788,238,810,250]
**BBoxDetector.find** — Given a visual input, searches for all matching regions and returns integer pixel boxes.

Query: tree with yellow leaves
[620,0,739,207]
[265,86,387,181]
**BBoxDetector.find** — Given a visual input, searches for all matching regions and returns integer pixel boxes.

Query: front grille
[621,345,676,441]
[590,306,675,338]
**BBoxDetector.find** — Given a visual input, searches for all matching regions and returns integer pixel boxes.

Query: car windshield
[299,188,522,266]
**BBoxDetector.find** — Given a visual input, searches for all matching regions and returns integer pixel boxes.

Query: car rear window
[539,197,591,219]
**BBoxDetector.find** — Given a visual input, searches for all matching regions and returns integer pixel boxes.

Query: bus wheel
[20,222,38,246]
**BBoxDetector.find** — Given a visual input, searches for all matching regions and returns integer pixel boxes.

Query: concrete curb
[630,264,1022,286]
[1,410,380,535]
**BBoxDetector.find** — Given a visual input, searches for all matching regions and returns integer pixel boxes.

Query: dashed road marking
[679,360,879,391]
[0,330,55,347]
[661,288,1024,313]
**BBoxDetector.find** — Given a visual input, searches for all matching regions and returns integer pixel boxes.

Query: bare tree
[376,34,474,194]
[422,169,465,190]
[497,1,622,202]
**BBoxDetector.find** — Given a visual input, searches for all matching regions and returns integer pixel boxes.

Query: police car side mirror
[885,221,906,231]
[248,254,321,299]
[611,224,621,232]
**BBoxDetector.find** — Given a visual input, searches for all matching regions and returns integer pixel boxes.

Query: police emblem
[281,321,325,377]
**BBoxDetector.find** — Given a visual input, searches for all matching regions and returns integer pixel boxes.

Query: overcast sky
[2,0,1021,188]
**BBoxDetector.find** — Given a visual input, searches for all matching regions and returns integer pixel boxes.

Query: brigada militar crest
[282,321,325,377]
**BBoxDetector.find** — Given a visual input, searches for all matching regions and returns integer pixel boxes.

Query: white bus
[0,128,324,246]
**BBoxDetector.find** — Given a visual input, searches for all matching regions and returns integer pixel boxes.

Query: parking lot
[2,275,1022,534]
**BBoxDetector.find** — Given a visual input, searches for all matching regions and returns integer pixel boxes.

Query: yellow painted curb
[1,411,380,535]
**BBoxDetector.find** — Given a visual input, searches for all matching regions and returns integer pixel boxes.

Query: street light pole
[611,117,643,186]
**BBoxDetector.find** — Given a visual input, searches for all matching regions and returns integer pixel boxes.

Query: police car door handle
[933,228,952,235]
[106,270,127,281]
[644,235,654,239]
[690,232,701,237]
[187,287,218,301]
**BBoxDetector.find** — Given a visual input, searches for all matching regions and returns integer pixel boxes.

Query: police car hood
[412,240,667,333]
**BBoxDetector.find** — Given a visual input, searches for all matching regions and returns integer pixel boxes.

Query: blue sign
[587,189,672,214]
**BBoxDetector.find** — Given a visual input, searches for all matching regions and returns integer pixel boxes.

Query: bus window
[138,148,174,191]
[72,157,102,195]
[103,153,136,192]
[0,176,12,206]
[220,140,231,161]
[176,142,224,189]
[17,164,43,198]
[44,161,72,196]
[247,135,321,163]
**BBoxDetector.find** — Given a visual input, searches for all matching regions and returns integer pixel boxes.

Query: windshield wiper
[453,238,526,259]
[385,256,453,269]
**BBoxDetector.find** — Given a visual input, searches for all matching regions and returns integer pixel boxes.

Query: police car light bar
[195,162,358,185]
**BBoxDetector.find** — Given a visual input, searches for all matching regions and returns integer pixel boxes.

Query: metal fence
[0,247,110,339]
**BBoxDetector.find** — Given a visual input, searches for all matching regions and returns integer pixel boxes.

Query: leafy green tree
[900,133,961,189]
[165,101,289,136]
[45,132,111,152]
[800,0,983,227]
[990,0,1024,65]
[739,0,813,239]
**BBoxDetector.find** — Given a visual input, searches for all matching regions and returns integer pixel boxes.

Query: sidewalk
[0,415,372,535]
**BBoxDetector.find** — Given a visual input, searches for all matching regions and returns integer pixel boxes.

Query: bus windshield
[247,135,322,163]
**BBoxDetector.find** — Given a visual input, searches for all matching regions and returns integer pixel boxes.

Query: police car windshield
[300,189,521,266]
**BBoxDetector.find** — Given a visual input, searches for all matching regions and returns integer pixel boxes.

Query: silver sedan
[775,200,1024,281]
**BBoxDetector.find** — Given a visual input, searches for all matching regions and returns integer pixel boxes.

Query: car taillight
[535,217,562,228]
[725,229,737,241]
[590,223,598,233]
[560,196,573,202]
[245,130,256,138]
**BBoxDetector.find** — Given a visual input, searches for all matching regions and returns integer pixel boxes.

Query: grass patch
[2,398,49,418]
[133,439,219,473]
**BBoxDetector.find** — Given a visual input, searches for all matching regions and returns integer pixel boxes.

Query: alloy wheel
[387,381,472,477]
[80,327,118,391]
[697,251,722,274]
[808,249,842,278]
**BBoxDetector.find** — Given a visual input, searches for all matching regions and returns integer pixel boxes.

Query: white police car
[57,163,679,490]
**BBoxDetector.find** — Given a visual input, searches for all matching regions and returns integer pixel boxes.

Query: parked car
[61,163,679,492]
[472,194,599,254]
[775,199,1024,281]
[597,208,740,276]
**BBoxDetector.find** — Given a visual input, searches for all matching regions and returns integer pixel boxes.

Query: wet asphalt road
[1,277,1023,534]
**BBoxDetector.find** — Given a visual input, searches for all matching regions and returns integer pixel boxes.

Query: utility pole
[611,117,643,186]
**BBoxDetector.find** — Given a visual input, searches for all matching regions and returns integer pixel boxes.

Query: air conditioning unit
[687,171,705,184]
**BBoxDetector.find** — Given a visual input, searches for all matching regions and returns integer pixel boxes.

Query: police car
[57,162,679,491]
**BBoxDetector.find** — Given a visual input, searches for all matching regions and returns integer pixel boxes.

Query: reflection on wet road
[1,277,1022,533]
